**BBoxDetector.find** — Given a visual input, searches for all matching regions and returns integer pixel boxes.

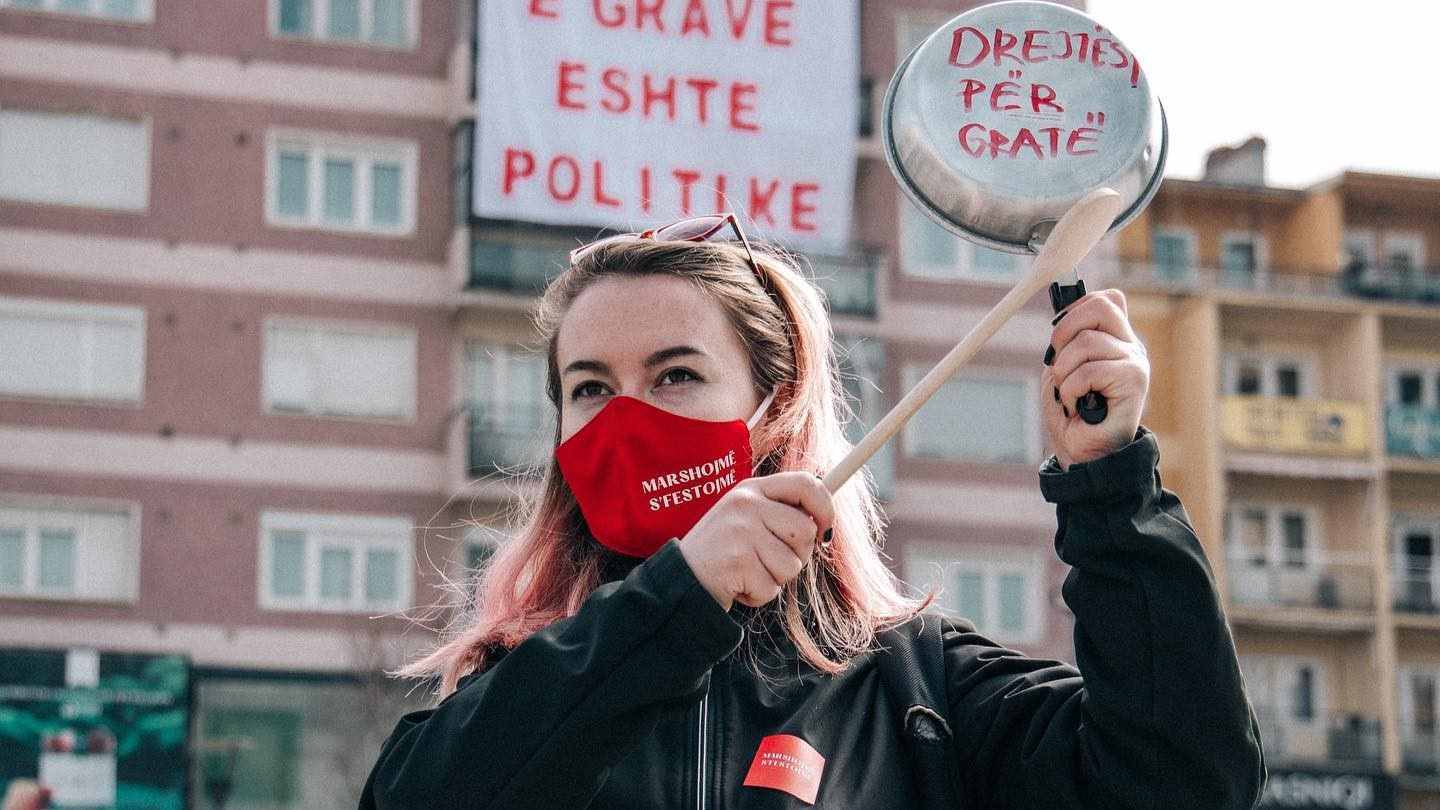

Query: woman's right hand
[677,471,834,611]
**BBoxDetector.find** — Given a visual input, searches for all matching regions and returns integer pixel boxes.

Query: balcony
[468,405,552,478]
[1388,405,1440,459]
[1220,396,1370,457]
[1227,555,1374,613]
[1404,729,1440,775]
[1104,260,1440,308]
[810,252,879,318]
[468,236,567,296]
[1394,557,1440,614]
[1255,707,1383,770]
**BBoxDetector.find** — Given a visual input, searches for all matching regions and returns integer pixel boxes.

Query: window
[0,109,149,210]
[1382,232,1425,275]
[905,547,1043,644]
[1241,655,1326,727]
[259,512,412,612]
[266,130,417,235]
[1223,353,1315,398]
[0,296,145,403]
[271,0,415,48]
[201,708,301,804]
[0,501,139,602]
[835,335,893,498]
[0,0,152,22]
[1225,502,1319,570]
[1343,229,1376,269]
[263,319,416,420]
[1395,515,1440,612]
[1389,366,1440,410]
[1151,229,1195,281]
[466,344,551,473]
[1220,232,1267,287]
[1401,667,1440,744]
[899,202,1018,281]
[901,366,1034,463]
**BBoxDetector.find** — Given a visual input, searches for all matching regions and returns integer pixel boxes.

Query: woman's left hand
[1041,288,1150,469]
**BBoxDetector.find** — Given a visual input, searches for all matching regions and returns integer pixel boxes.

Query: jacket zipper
[695,690,709,810]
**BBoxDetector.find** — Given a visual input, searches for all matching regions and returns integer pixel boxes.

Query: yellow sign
[1220,396,1370,456]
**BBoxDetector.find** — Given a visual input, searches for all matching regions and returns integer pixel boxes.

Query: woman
[359,214,1265,809]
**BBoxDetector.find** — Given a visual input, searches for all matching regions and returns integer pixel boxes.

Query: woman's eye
[658,368,700,386]
[570,381,609,400]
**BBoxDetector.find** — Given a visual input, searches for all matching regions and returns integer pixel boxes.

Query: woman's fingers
[758,499,818,563]
[1057,359,1147,411]
[1049,288,1137,357]
[756,470,834,540]
[1049,328,1131,384]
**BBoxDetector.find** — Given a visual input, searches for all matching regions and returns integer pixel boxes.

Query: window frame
[264,129,419,237]
[261,316,418,423]
[0,106,152,211]
[1219,230,1270,284]
[1381,231,1427,272]
[899,364,1039,464]
[897,200,1019,282]
[1240,654,1328,730]
[0,495,141,604]
[1150,226,1196,280]
[1393,513,1440,597]
[257,510,413,614]
[0,0,154,24]
[0,295,147,406]
[1222,351,1319,398]
[904,544,1045,645]
[464,342,551,428]
[1400,663,1440,743]
[1225,501,1323,572]
[268,0,419,50]
[1343,228,1378,267]
[1388,364,1440,410]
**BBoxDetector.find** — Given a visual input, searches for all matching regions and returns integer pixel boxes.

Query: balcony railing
[1404,729,1440,774]
[810,252,879,318]
[1254,706,1383,769]
[1102,260,1440,307]
[469,236,567,295]
[1388,405,1440,460]
[1220,395,1370,457]
[1227,555,1374,612]
[468,405,552,477]
[1394,555,1440,614]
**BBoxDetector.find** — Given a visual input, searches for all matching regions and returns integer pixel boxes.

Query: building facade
[0,0,1103,805]
[1108,141,1440,810]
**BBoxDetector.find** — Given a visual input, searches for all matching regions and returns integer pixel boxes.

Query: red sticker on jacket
[742,734,825,805]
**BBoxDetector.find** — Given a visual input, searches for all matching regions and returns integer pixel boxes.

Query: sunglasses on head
[568,213,763,282]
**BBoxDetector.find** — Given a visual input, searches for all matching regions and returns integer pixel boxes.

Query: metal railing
[1253,706,1383,769]
[1100,260,1440,307]
[468,405,552,477]
[1226,554,1374,612]
[1387,405,1440,460]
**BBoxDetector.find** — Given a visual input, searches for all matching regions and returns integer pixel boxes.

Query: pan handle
[1048,279,1109,425]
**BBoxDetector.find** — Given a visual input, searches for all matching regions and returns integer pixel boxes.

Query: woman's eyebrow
[561,345,707,377]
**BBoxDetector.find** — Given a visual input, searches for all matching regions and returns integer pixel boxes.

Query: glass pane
[1275,365,1301,398]
[1281,513,1307,569]
[1237,363,1262,395]
[908,371,1027,462]
[323,158,355,223]
[1224,241,1257,276]
[953,571,985,627]
[327,0,360,39]
[278,0,311,34]
[101,0,137,18]
[38,528,75,591]
[203,709,300,803]
[269,530,305,598]
[1416,675,1438,734]
[57,0,91,13]
[0,528,23,591]
[997,573,1026,633]
[904,205,956,276]
[371,162,401,226]
[276,151,309,218]
[1153,234,1190,279]
[371,0,407,45]
[1293,667,1315,722]
[1233,509,1267,566]
[971,245,1014,276]
[364,548,399,604]
[1398,373,1423,405]
[319,546,353,600]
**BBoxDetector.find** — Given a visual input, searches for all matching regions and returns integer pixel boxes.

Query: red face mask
[556,390,776,559]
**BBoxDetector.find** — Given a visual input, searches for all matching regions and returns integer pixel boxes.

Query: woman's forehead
[557,276,741,366]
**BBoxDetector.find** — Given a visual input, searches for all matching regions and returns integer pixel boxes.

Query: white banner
[473,0,858,252]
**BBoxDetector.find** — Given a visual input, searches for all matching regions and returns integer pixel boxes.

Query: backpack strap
[875,613,964,810]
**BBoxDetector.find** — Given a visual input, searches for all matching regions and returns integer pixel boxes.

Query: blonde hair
[398,238,928,696]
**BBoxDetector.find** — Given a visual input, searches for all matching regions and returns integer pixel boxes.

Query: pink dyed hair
[397,238,929,697]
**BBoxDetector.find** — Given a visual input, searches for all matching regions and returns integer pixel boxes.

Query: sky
[1087,0,1440,189]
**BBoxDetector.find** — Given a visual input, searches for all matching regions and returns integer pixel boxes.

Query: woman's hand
[677,471,834,611]
[1042,288,1150,469]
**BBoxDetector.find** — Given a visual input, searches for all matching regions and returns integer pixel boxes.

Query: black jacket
[359,429,1266,808]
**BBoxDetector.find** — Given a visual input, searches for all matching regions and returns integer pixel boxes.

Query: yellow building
[1109,137,1440,810]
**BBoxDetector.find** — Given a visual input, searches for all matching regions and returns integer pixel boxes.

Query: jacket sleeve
[942,427,1266,810]
[359,539,743,810]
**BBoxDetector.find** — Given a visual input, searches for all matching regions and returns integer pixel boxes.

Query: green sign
[0,647,190,810]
